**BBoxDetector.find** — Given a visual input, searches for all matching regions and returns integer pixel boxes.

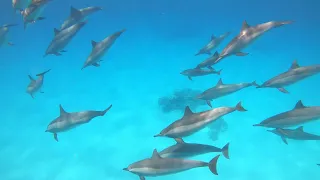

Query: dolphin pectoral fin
[54,133,59,142]
[92,63,100,67]
[281,136,288,145]
[54,52,62,56]
[235,52,249,56]
[188,76,192,81]
[139,176,145,180]
[206,100,212,108]
[30,94,34,99]
[277,87,289,94]
[60,50,67,53]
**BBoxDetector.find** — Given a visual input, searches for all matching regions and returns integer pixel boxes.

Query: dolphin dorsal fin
[290,60,300,70]
[91,40,97,47]
[54,28,60,36]
[241,20,250,32]
[213,51,219,57]
[70,6,82,19]
[28,75,35,81]
[174,138,185,144]
[216,78,224,86]
[183,106,193,117]
[59,104,68,116]
[294,100,306,109]
[296,126,304,132]
[151,149,161,159]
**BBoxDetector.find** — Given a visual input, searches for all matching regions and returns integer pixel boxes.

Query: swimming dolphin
[159,138,230,159]
[180,67,221,81]
[81,29,126,70]
[195,32,230,56]
[60,6,102,30]
[213,20,293,65]
[20,0,52,30]
[26,69,50,98]
[12,0,32,12]
[0,24,18,47]
[154,102,246,139]
[45,104,112,141]
[196,51,220,69]
[256,60,320,93]
[254,100,320,128]
[123,149,220,180]
[197,78,258,107]
[267,126,320,145]
[44,21,87,57]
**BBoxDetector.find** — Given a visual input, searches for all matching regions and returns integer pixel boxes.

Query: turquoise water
[1,0,320,179]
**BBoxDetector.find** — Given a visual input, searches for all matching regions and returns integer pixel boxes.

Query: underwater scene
[1,0,320,179]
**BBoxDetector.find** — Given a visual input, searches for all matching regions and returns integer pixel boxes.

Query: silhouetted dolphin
[267,126,320,145]
[123,149,220,179]
[195,32,230,56]
[20,0,52,30]
[26,69,50,98]
[154,102,246,139]
[213,20,293,65]
[159,138,230,159]
[60,6,102,30]
[254,100,320,128]
[256,60,320,93]
[0,24,18,47]
[44,21,87,57]
[81,29,126,70]
[197,78,258,107]
[45,104,112,141]
[180,67,221,81]
[196,51,220,69]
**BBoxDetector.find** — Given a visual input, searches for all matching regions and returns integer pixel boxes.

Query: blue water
[1,0,320,179]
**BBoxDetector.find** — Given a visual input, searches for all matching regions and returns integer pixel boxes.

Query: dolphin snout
[153,134,162,137]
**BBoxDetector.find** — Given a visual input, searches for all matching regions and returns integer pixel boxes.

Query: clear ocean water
[1,0,320,179]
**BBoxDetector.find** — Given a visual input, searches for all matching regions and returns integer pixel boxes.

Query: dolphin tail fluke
[235,102,247,112]
[36,69,51,76]
[222,143,230,159]
[101,104,112,116]
[208,155,220,175]
[54,133,58,142]
[216,69,222,75]
[139,176,145,180]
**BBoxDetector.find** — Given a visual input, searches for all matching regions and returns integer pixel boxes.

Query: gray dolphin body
[180,67,221,81]
[20,0,51,30]
[26,69,50,98]
[123,149,220,180]
[81,29,126,70]
[0,24,18,47]
[267,126,320,145]
[197,78,258,107]
[254,100,320,128]
[154,102,246,139]
[195,32,230,56]
[44,21,87,57]
[60,6,102,30]
[45,104,112,141]
[196,51,220,69]
[256,61,320,93]
[213,20,293,65]
[159,138,230,159]
[12,0,32,12]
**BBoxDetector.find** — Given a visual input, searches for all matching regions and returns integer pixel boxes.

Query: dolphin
[81,29,126,70]
[20,0,52,30]
[45,104,112,141]
[213,20,293,65]
[254,100,320,128]
[256,60,320,93]
[60,6,102,30]
[123,149,220,180]
[12,0,32,12]
[26,69,50,98]
[159,138,230,159]
[154,102,246,139]
[196,51,220,69]
[267,126,320,145]
[195,32,231,56]
[44,21,87,57]
[180,67,222,81]
[197,78,258,107]
[0,24,18,47]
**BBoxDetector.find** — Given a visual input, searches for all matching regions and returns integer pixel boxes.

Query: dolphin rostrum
[26,69,50,98]
[44,21,87,57]
[267,126,320,145]
[60,6,102,30]
[197,78,258,107]
[159,138,230,159]
[196,51,220,69]
[81,29,126,70]
[154,102,246,139]
[180,67,221,81]
[254,100,320,128]
[213,20,293,65]
[0,24,18,47]
[195,32,230,56]
[123,149,220,179]
[45,104,112,141]
[256,60,320,93]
